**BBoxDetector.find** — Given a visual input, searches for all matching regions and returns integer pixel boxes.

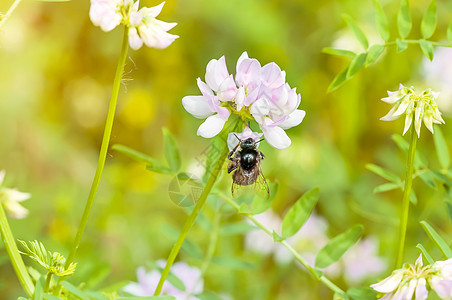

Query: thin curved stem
[154,121,241,296]
[65,27,129,267]
[395,120,417,268]
[218,193,345,295]
[0,0,22,29]
[0,204,34,297]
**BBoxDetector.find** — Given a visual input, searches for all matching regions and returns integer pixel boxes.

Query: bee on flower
[0,170,30,219]
[182,52,305,149]
[89,0,178,50]
[380,84,444,137]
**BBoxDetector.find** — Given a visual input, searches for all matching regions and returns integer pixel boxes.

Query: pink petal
[415,278,428,300]
[261,62,286,89]
[236,57,261,90]
[217,75,238,102]
[250,98,270,124]
[205,56,229,91]
[196,78,214,97]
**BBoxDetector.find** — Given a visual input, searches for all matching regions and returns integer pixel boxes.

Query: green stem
[0,0,22,29]
[218,193,345,295]
[44,272,52,293]
[65,27,129,268]
[384,39,452,48]
[154,122,240,296]
[395,121,417,268]
[0,204,34,297]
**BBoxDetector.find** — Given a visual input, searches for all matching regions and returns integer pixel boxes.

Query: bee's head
[241,138,255,149]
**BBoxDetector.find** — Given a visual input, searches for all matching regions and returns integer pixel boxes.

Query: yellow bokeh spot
[120,88,155,129]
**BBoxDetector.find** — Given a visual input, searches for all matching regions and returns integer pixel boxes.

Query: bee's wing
[253,165,270,200]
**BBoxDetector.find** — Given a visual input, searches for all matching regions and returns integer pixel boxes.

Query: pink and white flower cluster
[182,52,306,149]
[89,0,178,50]
[371,254,452,300]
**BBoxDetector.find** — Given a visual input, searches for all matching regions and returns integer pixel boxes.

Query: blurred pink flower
[89,0,178,50]
[124,260,203,299]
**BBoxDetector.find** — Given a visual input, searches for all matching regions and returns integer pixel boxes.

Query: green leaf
[434,125,450,169]
[162,128,181,172]
[373,0,390,41]
[366,164,400,183]
[272,230,284,242]
[397,0,412,38]
[430,170,452,186]
[373,182,401,193]
[203,135,224,183]
[112,144,172,174]
[366,44,385,66]
[44,294,63,300]
[99,280,130,292]
[281,187,320,238]
[211,256,254,270]
[334,292,350,300]
[17,298,30,300]
[448,21,452,41]
[416,243,434,264]
[396,38,408,53]
[196,293,223,300]
[119,297,175,300]
[315,224,363,268]
[347,287,378,300]
[421,0,437,39]
[219,222,256,235]
[328,67,349,93]
[342,14,369,49]
[34,277,45,300]
[248,182,278,214]
[391,134,427,169]
[347,53,367,78]
[322,48,356,58]
[419,171,437,189]
[419,39,434,61]
[61,281,89,300]
[420,220,452,258]
[85,291,109,300]
[410,190,418,205]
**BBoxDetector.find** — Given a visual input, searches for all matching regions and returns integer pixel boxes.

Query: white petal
[371,270,404,293]
[380,105,401,121]
[4,200,28,219]
[128,27,143,50]
[0,170,5,185]
[402,114,413,135]
[235,85,245,111]
[261,125,291,149]
[197,114,227,138]
[250,98,270,124]
[261,62,285,89]
[4,188,31,202]
[279,110,306,129]
[227,132,240,151]
[236,51,249,74]
[182,96,214,119]
[430,277,452,300]
[393,96,410,117]
[144,2,165,18]
[415,278,428,300]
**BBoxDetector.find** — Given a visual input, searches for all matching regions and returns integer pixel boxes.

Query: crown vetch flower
[182,52,305,149]
[371,255,452,300]
[227,127,263,151]
[0,170,30,219]
[380,84,444,137]
[89,0,178,50]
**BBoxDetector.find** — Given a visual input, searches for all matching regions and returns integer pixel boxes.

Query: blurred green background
[1,0,452,299]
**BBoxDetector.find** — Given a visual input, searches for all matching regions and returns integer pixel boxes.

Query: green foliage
[342,14,368,50]
[162,128,181,173]
[448,21,452,41]
[416,243,434,264]
[346,53,367,79]
[420,220,452,258]
[327,67,348,93]
[18,240,76,277]
[347,287,378,300]
[396,38,408,53]
[421,0,437,39]
[34,277,44,300]
[397,0,412,38]
[281,187,320,238]
[322,48,355,58]
[372,0,390,41]
[433,125,450,169]
[366,164,400,183]
[419,39,434,61]
[315,224,363,268]
[366,45,385,66]
[112,144,172,174]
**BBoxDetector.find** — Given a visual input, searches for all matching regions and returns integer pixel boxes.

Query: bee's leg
[227,159,238,174]
[258,151,265,160]
[228,143,240,160]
